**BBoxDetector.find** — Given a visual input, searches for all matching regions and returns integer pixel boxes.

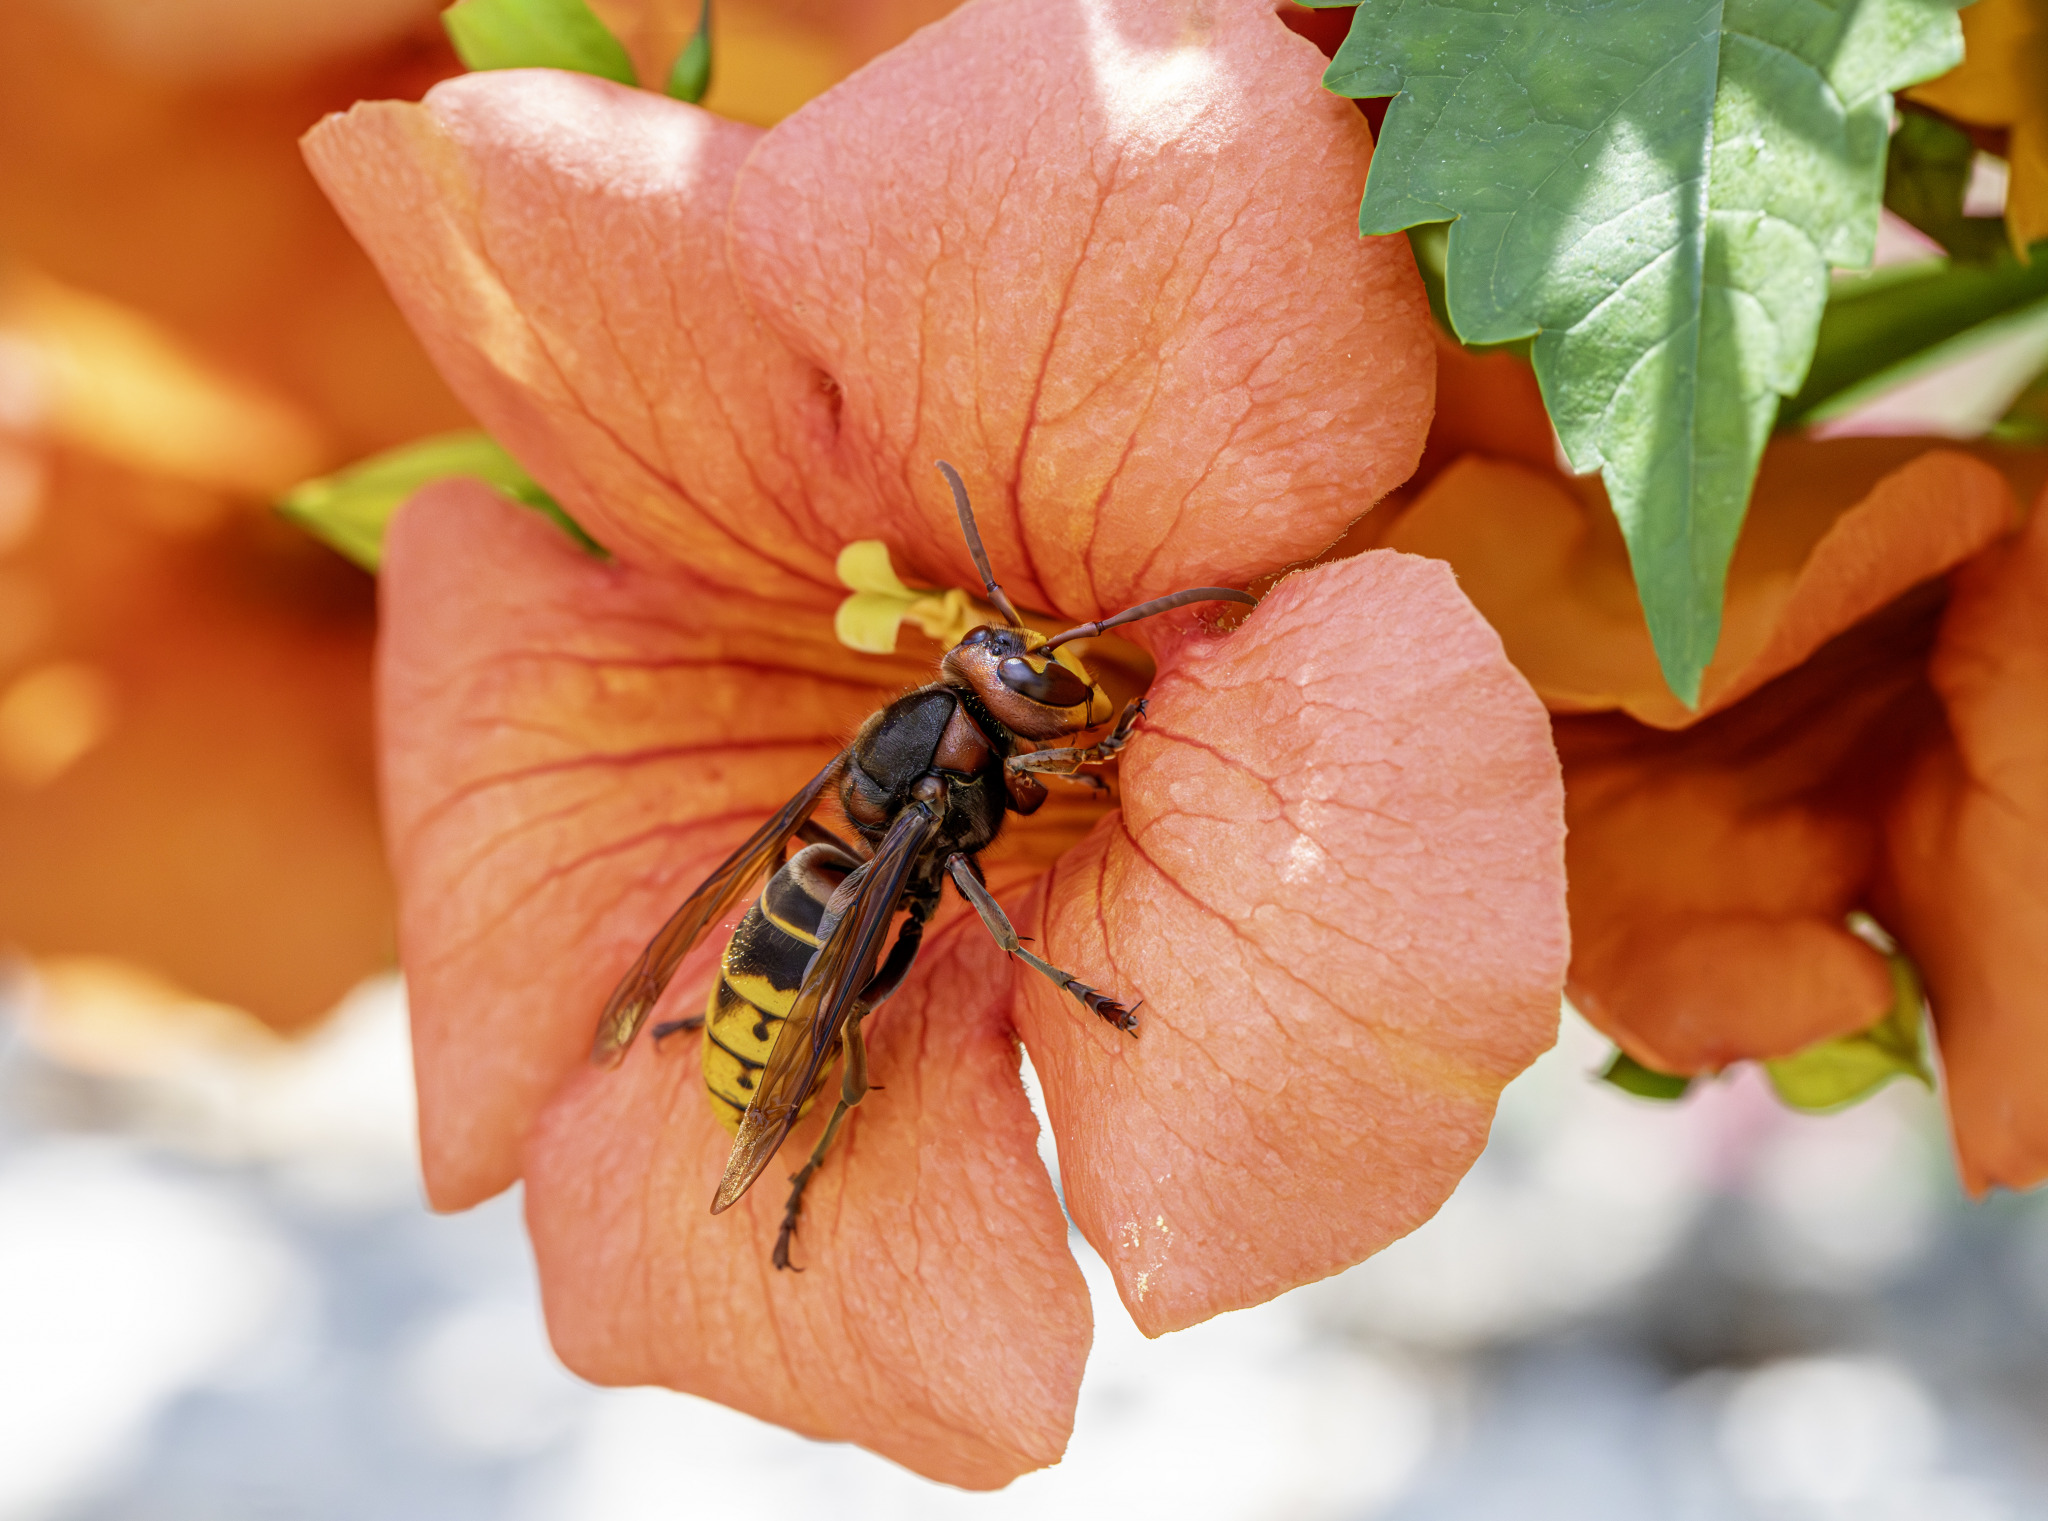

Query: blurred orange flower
[0,0,466,1030]
[1388,352,2048,1193]
[305,0,1569,1483]
[0,0,980,1032]
[1905,0,2048,253]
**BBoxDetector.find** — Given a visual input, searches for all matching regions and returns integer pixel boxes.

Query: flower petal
[1011,552,1567,1335]
[522,914,1089,1489]
[1883,492,2048,1192]
[381,478,922,1208]
[1384,456,1654,707]
[728,0,1434,619]
[1557,592,1952,1073]
[303,74,844,596]
[1389,440,2018,726]
[1413,334,1557,495]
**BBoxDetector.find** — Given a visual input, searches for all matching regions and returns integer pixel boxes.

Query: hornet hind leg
[773,892,934,1271]
[774,1084,855,1271]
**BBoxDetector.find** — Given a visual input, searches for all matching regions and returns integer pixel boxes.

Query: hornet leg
[944,854,1138,1034]
[772,897,934,1271]
[1005,699,1146,783]
[773,1083,854,1272]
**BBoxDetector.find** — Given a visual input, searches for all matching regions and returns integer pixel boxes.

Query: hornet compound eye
[996,655,1091,708]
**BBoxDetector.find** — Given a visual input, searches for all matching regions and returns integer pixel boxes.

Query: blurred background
[4,978,2045,1521]
[2,0,2045,1516]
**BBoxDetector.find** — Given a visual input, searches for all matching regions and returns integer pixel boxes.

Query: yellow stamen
[833,540,1112,724]
[833,540,990,653]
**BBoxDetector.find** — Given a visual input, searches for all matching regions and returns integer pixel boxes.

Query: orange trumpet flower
[1390,342,2048,1195]
[306,0,1570,1484]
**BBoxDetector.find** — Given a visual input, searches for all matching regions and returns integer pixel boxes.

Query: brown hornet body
[589,461,1254,1269]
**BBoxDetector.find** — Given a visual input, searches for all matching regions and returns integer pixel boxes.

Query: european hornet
[590,462,1254,1268]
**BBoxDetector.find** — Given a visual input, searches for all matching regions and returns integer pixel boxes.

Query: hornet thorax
[839,685,1010,860]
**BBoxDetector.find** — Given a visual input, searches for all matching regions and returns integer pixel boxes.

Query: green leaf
[278,431,605,570]
[1990,359,2048,442]
[1311,0,1965,704]
[1600,1050,1694,1101]
[1782,244,2048,425]
[666,0,713,102]
[1765,943,1933,1111]
[442,0,635,84]
[1405,225,1533,359]
[1884,111,2010,265]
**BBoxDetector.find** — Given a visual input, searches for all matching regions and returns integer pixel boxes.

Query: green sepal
[1600,1050,1694,1101]
[1764,947,1934,1112]
[1783,245,2048,426]
[666,0,713,102]
[442,0,636,84]
[1313,0,1966,706]
[1884,111,2010,266]
[1990,362,2048,443]
[278,431,606,571]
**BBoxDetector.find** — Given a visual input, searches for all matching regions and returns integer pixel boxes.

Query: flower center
[833,539,1148,730]
[829,539,1157,890]
[832,539,987,653]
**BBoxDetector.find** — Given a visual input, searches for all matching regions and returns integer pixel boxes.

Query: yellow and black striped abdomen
[701,843,854,1134]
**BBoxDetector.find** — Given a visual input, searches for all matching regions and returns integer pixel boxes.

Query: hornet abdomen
[701,842,857,1133]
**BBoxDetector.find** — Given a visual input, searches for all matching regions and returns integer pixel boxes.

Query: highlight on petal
[522,916,1089,1489]
[308,0,1435,638]
[729,0,1435,622]
[379,479,928,1208]
[1389,439,2018,726]
[1010,551,1568,1336]
[303,73,845,596]
[1557,591,1954,1074]
[1882,490,2048,1192]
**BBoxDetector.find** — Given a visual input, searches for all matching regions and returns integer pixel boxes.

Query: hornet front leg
[1004,698,1146,789]
[945,855,1138,1034]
